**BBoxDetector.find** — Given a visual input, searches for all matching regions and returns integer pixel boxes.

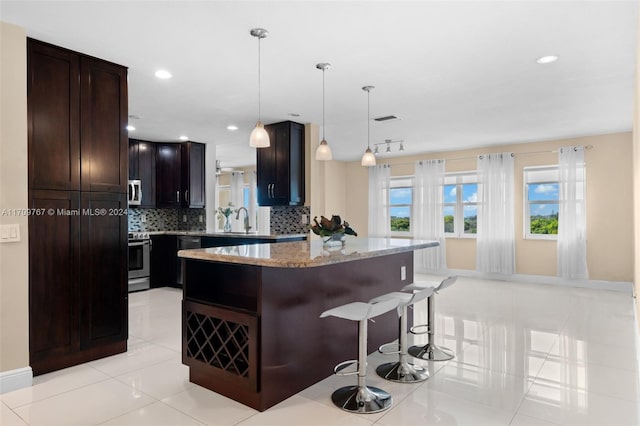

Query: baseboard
[416,268,634,294]
[0,367,32,394]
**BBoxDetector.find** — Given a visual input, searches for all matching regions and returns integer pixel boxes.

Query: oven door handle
[128,241,149,247]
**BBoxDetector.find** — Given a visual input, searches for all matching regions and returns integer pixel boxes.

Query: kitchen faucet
[235,207,251,234]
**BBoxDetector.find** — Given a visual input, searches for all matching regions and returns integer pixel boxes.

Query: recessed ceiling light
[536,55,558,64]
[179,135,189,141]
[155,69,172,79]
[227,125,239,131]
[126,125,135,131]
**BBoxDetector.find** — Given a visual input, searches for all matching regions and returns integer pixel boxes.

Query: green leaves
[310,215,358,237]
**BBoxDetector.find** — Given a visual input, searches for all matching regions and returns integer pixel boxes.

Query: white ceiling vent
[373,115,400,122]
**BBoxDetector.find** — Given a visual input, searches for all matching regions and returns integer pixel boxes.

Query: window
[389,177,413,234]
[443,173,477,237]
[524,166,559,239]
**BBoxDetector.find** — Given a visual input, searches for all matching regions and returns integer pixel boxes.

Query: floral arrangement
[217,202,235,221]
[310,215,357,237]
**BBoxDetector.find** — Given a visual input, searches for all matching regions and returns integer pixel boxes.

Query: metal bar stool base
[376,361,429,383]
[408,343,455,362]
[331,385,393,414]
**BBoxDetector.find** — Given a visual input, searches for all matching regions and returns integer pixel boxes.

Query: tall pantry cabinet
[27,39,128,375]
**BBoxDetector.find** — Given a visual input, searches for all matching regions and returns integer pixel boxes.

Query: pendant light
[249,28,270,148]
[315,63,333,161]
[361,86,376,166]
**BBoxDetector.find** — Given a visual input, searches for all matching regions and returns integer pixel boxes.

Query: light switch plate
[400,266,406,281]
[0,224,20,243]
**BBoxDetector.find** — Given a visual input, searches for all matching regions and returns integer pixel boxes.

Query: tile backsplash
[270,205,311,234]
[128,208,205,232]
[129,205,310,235]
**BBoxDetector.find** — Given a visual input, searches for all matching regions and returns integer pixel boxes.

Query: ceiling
[2,1,637,168]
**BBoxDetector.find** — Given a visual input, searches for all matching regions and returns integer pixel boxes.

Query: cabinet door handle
[176,191,180,202]
[185,190,189,203]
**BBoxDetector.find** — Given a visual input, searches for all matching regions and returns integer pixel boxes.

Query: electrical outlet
[400,266,406,281]
[183,215,187,222]
[199,215,203,223]
[141,214,146,223]
[301,214,308,225]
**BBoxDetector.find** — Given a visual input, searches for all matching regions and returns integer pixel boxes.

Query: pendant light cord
[257,37,261,121]
[367,90,370,149]
[322,69,326,140]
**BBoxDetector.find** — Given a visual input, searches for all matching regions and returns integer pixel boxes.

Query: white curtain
[248,171,257,232]
[230,171,244,232]
[558,146,588,279]
[413,160,446,271]
[476,153,515,274]
[368,164,391,237]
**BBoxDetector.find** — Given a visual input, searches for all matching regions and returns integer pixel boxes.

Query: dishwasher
[176,236,201,287]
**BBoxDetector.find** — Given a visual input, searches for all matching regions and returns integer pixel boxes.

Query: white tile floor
[2,275,640,426]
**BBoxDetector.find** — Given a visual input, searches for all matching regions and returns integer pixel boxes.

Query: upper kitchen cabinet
[28,40,80,191]
[128,139,156,208]
[181,142,205,208]
[257,121,305,206]
[80,57,128,193]
[28,39,128,193]
[156,143,182,208]
[156,141,205,208]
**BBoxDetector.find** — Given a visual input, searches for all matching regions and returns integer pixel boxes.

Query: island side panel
[258,251,413,410]
[181,259,262,409]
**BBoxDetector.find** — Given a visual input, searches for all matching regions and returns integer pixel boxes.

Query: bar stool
[403,276,457,362]
[320,298,399,414]
[369,286,434,383]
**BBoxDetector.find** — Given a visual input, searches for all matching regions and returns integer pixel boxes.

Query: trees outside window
[443,173,477,237]
[524,166,559,239]
[389,178,412,234]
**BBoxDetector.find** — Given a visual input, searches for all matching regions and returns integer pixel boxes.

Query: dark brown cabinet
[156,142,205,209]
[257,121,305,206]
[79,192,128,348]
[128,139,156,208]
[29,190,80,370]
[79,57,128,193]
[28,41,80,191]
[181,142,205,208]
[150,234,177,288]
[27,38,128,375]
[156,143,182,208]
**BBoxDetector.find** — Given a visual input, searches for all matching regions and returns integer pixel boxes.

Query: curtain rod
[381,144,594,167]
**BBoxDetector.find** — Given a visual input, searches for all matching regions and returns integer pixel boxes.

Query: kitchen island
[178,237,438,411]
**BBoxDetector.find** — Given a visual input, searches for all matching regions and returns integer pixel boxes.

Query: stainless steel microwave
[128,179,142,206]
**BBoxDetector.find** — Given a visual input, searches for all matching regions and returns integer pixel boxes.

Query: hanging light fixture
[361,86,376,166]
[249,28,270,148]
[315,63,333,160]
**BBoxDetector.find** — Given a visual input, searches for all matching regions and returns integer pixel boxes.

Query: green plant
[217,202,234,221]
[310,215,357,237]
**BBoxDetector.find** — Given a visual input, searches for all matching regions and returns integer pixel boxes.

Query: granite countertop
[178,237,439,268]
[148,231,307,240]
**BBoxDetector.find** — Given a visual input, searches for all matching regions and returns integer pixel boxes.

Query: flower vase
[322,233,346,249]
[224,216,232,233]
